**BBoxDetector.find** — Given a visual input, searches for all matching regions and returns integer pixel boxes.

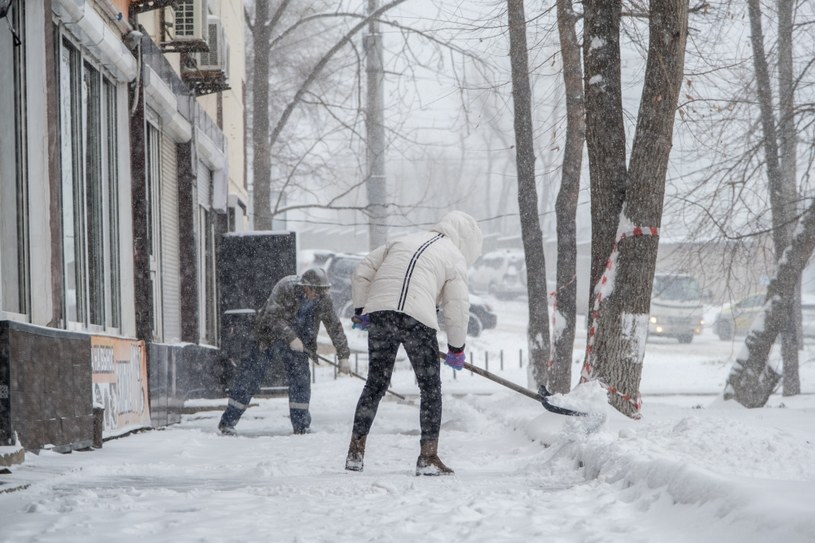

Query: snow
[2,300,814,542]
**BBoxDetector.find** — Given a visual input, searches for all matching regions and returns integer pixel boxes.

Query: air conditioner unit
[169,0,208,43]
[196,15,229,74]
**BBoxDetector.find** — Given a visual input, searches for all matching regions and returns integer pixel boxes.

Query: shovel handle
[463,361,542,402]
[438,351,540,402]
[310,351,406,401]
[438,351,587,417]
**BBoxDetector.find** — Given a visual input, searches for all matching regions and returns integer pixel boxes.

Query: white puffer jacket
[352,211,483,348]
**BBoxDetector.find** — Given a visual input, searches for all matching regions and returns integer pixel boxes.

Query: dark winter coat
[255,274,351,360]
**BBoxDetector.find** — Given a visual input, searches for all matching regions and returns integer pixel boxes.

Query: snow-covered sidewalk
[1,367,814,543]
[2,300,815,542]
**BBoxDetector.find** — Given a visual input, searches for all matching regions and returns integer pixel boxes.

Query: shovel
[438,352,587,417]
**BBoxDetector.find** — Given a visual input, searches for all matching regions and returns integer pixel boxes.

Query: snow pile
[522,395,815,542]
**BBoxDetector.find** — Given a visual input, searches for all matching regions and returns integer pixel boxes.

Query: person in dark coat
[344,211,483,475]
[218,268,352,435]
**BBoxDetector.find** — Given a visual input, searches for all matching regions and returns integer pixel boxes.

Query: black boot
[416,439,454,476]
[345,434,367,472]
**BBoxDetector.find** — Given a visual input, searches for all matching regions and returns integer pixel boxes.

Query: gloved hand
[289,337,304,352]
[351,313,371,331]
[444,349,466,371]
[338,358,351,375]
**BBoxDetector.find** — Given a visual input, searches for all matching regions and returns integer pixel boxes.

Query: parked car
[323,252,364,319]
[438,293,498,337]
[468,249,527,299]
[713,293,815,340]
[320,251,497,336]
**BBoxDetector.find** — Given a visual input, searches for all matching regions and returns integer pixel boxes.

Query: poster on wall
[91,336,151,436]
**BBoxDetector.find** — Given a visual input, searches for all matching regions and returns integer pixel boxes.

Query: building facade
[0,0,247,457]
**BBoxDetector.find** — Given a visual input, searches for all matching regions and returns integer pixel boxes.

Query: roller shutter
[160,133,181,342]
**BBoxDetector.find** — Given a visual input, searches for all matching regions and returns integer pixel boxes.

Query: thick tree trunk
[547,0,585,394]
[506,0,550,388]
[582,0,627,337]
[724,198,815,407]
[582,0,688,418]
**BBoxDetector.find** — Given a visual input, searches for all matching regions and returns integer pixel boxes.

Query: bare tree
[662,2,814,345]
[545,0,585,394]
[247,0,508,238]
[249,0,290,230]
[777,0,800,394]
[725,196,815,406]
[746,0,801,396]
[506,0,550,389]
[581,0,689,418]
[248,0,408,230]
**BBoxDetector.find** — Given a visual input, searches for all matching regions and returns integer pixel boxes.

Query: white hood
[430,211,483,267]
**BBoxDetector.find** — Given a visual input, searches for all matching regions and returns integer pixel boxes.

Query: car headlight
[650,316,658,324]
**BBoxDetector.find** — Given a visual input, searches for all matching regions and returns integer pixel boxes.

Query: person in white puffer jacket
[344,210,482,476]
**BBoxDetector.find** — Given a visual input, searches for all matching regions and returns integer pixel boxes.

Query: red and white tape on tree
[578,225,660,413]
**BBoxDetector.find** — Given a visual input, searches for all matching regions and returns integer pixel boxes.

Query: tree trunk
[582,0,627,338]
[747,0,799,397]
[724,198,815,407]
[777,0,800,396]
[506,0,550,388]
[365,0,388,250]
[251,0,289,230]
[547,0,585,394]
[581,0,688,418]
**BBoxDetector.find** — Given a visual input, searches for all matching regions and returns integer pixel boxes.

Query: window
[58,37,121,330]
[0,1,29,317]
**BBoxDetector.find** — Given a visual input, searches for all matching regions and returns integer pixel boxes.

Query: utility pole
[365,0,387,249]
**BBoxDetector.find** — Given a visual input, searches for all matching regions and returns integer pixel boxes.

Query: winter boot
[218,422,238,436]
[345,434,367,472]
[416,439,454,476]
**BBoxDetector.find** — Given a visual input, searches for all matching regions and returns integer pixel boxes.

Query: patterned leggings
[351,311,441,444]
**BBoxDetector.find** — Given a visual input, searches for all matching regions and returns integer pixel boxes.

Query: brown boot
[416,439,454,476]
[345,434,367,472]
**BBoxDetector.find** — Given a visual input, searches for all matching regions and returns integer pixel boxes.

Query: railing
[310,349,528,383]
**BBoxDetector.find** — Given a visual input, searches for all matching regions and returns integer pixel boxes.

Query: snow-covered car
[468,249,527,299]
[713,293,815,340]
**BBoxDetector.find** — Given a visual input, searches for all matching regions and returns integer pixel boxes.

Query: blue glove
[351,313,370,331]
[445,350,466,370]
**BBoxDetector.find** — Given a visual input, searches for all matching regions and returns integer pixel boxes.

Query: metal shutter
[160,133,182,343]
